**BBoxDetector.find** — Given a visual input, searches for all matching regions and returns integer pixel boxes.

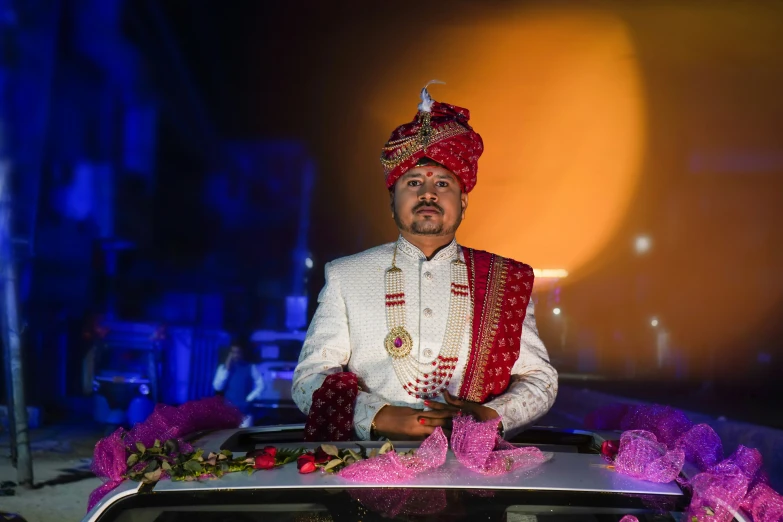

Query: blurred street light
[635,235,652,255]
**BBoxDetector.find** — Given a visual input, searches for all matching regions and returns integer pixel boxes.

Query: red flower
[299,461,317,474]
[314,447,332,464]
[246,446,277,459]
[601,440,620,462]
[297,453,315,470]
[254,454,276,470]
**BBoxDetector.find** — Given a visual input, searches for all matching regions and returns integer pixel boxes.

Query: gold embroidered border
[380,121,470,172]
[465,255,509,402]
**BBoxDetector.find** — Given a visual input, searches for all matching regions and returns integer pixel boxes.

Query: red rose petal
[296,453,316,470]
[253,454,276,470]
[299,461,317,474]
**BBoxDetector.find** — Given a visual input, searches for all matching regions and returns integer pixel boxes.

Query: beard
[393,201,462,236]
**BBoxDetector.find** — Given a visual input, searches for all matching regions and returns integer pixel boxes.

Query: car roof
[152,444,682,496]
[83,480,141,522]
[83,425,686,522]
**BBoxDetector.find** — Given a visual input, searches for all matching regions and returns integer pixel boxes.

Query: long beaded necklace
[383,242,471,399]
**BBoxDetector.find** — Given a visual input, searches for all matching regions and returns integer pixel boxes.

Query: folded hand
[424,390,499,423]
[372,391,499,440]
[373,404,454,440]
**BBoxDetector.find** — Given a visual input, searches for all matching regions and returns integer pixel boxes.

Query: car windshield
[96,487,687,522]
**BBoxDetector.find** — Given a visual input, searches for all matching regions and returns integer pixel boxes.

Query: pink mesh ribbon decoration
[586,404,722,473]
[87,397,243,512]
[586,403,783,521]
[686,445,782,522]
[674,422,724,471]
[451,415,546,475]
[741,483,783,522]
[304,372,358,442]
[613,430,685,483]
[338,427,448,483]
[87,428,130,514]
[586,404,693,445]
[124,396,242,448]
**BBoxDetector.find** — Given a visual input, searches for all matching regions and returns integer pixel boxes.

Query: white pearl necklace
[383,242,470,399]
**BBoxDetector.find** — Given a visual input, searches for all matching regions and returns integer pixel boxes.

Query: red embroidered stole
[458,247,534,403]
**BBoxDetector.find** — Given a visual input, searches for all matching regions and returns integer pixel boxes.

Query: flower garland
[89,397,783,522]
[295,442,404,474]
[121,439,403,482]
[94,413,541,492]
[121,439,309,483]
[88,397,247,512]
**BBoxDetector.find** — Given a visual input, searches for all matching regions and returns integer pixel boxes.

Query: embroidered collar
[396,235,459,262]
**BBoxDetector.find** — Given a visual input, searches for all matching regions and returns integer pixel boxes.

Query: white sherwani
[292,236,558,440]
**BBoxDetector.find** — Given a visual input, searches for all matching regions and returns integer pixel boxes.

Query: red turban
[380,83,484,193]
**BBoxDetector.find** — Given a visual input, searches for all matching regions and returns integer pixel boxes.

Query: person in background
[213,343,264,427]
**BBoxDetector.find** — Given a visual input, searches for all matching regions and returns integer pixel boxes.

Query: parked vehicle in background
[247,329,307,425]
[85,321,166,427]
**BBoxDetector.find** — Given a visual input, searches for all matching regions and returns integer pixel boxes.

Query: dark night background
[1,1,783,518]
[1,0,783,456]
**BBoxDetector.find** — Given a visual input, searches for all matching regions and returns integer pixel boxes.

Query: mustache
[412,201,444,214]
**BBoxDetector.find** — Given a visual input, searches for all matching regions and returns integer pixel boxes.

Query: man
[292,83,558,441]
[213,343,264,427]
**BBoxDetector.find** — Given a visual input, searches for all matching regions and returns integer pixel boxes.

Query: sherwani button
[424,271,433,280]
[423,308,433,318]
[423,348,433,357]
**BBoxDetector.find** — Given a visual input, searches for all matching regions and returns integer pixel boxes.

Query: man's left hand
[424,390,499,423]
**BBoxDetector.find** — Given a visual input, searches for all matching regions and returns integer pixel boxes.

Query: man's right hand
[372,405,455,440]
[224,353,236,371]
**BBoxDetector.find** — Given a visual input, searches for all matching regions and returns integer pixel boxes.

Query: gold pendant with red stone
[384,326,413,359]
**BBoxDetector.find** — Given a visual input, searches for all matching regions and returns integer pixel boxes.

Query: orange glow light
[371,9,646,281]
